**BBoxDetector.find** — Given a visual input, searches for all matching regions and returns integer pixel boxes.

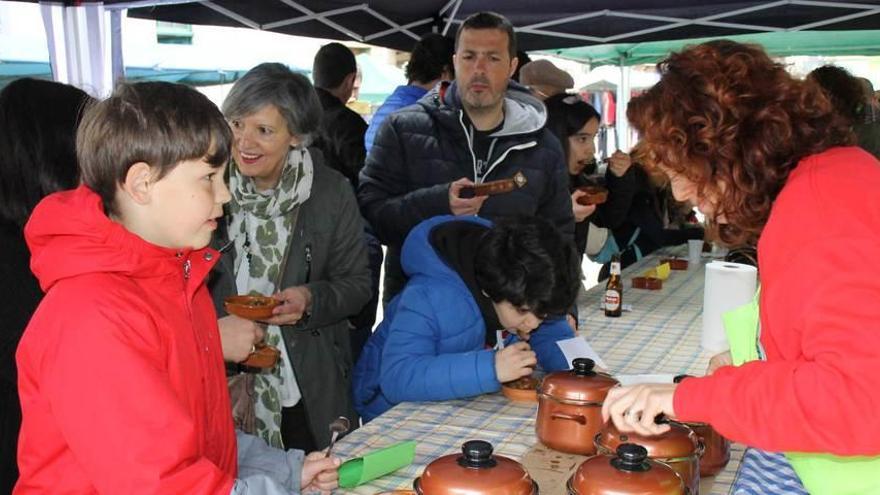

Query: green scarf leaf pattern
[228,147,313,448]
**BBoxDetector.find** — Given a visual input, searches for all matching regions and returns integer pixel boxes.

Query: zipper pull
[304,244,312,284]
[183,259,191,280]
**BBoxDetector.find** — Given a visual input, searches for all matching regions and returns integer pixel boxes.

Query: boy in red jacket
[15,82,338,494]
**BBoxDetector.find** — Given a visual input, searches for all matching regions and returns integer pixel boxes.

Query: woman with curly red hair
[602,40,880,494]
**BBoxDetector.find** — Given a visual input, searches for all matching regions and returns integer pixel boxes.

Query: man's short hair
[222,62,322,146]
[405,33,454,85]
[475,215,579,318]
[313,42,357,90]
[77,81,231,216]
[455,12,517,60]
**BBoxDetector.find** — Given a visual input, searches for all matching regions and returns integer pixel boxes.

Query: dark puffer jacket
[358,81,574,298]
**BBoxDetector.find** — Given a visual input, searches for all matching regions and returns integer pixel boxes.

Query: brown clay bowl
[660,258,689,270]
[502,376,540,402]
[224,295,279,321]
[241,343,280,368]
[575,185,609,205]
[632,277,663,290]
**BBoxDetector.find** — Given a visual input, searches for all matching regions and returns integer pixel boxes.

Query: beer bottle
[604,254,623,317]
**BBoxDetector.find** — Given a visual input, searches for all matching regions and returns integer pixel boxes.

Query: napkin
[556,336,608,370]
[338,440,417,488]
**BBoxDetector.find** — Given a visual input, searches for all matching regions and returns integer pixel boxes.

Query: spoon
[325,416,350,458]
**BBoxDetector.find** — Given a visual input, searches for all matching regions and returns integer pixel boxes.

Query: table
[333,246,742,494]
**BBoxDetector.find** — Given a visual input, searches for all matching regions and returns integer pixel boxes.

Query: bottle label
[610,262,621,275]
[605,290,621,311]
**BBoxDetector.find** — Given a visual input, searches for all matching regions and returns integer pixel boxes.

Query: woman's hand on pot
[301,451,340,494]
[602,383,678,437]
[266,286,312,325]
[706,351,733,375]
[217,315,265,362]
[571,190,597,222]
[495,342,537,383]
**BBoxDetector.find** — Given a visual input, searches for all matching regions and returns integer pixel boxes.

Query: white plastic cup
[688,239,704,264]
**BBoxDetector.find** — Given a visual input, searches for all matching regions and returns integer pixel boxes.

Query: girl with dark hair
[601,41,880,494]
[545,94,701,273]
[544,94,632,259]
[0,78,93,493]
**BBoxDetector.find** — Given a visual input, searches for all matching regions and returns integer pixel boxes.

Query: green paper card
[339,440,417,488]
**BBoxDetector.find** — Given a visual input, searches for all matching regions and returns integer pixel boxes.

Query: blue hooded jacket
[352,215,572,422]
[364,84,428,153]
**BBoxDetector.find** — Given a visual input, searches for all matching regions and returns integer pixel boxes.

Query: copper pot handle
[550,412,587,425]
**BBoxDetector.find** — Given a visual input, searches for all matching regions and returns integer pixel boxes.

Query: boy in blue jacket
[353,215,580,421]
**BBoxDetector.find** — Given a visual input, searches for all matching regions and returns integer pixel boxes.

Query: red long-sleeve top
[675,146,880,455]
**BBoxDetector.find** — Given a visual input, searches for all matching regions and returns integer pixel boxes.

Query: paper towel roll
[702,261,758,353]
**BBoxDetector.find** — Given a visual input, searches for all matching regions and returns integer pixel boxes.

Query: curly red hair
[628,40,853,245]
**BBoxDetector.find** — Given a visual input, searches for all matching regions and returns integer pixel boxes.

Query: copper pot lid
[539,358,619,405]
[414,440,536,495]
[596,418,700,461]
[568,444,685,495]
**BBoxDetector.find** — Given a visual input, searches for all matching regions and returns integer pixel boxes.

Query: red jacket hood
[25,185,217,292]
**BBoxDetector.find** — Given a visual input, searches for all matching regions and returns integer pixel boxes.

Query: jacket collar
[423,80,547,138]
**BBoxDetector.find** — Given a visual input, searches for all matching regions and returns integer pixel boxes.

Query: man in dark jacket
[364,33,454,153]
[358,12,574,304]
[312,42,368,188]
[312,42,379,363]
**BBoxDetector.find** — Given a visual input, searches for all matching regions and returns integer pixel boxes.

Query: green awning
[0,60,262,88]
[546,30,880,67]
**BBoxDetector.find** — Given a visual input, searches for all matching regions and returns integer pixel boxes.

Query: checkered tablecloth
[333,246,743,494]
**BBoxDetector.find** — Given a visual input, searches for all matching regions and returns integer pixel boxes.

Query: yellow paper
[642,263,671,280]
[655,263,671,280]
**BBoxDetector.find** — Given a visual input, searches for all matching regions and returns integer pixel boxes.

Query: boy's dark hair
[475,215,579,318]
[0,78,93,226]
[405,33,454,85]
[455,12,517,60]
[545,94,601,161]
[77,81,232,217]
[808,65,865,124]
[313,42,357,90]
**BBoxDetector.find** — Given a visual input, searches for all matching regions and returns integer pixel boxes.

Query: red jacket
[676,147,880,455]
[15,186,237,493]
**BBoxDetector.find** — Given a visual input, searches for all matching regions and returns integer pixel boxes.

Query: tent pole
[616,55,631,151]
[110,9,124,88]
[39,2,112,97]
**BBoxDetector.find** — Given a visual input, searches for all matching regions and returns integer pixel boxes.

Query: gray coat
[211,157,371,449]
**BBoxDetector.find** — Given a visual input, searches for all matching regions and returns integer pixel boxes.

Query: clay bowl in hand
[575,185,609,205]
[224,295,279,321]
[502,375,541,403]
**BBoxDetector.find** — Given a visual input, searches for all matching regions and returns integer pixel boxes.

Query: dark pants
[281,401,317,453]
[349,227,383,365]
[0,382,19,494]
[381,246,408,307]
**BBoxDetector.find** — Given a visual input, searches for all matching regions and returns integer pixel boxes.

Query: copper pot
[536,358,619,455]
[595,419,702,494]
[568,443,685,495]
[672,376,730,477]
[413,440,537,495]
